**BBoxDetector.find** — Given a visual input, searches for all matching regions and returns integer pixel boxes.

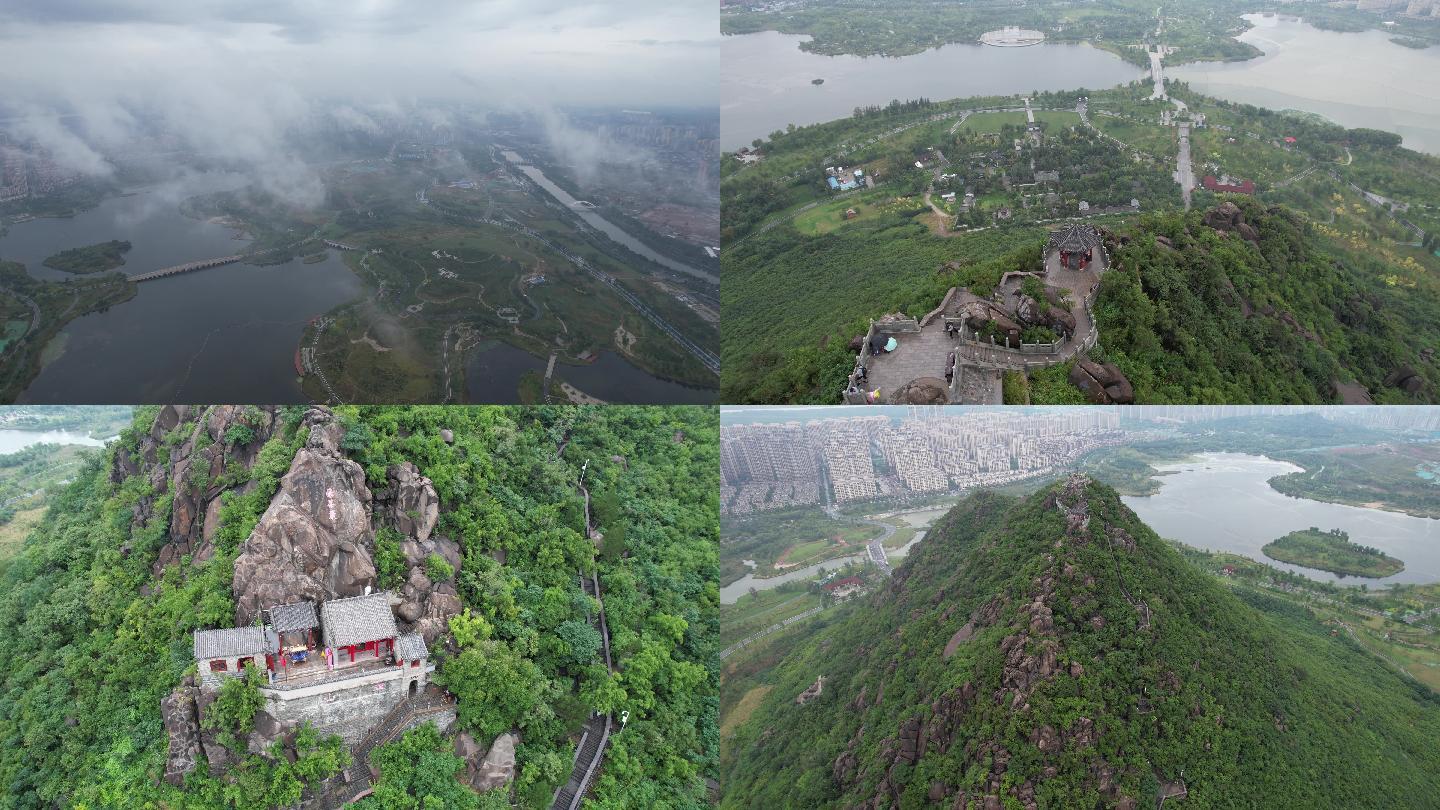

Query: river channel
[1171,14,1440,156]
[722,31,1146,150]
[1123,453,1440,586]
[0,428,108,453]
[2,174,362,403]
[499,151,716,284]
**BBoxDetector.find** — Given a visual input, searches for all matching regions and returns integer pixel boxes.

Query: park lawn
[792,191,893,235]
[882,525,918,550]
[958,111,1029,134]
[1033,110,1081,130]
[781,537,839,565]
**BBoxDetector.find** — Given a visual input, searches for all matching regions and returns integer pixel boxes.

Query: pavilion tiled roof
[268,601,318,635]
[1047,224,1101,254]
[321,592,399,649]
[394,633,429,661]
[194,626,278,660]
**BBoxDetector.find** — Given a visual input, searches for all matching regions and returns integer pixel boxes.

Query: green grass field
[957,111,1029,133]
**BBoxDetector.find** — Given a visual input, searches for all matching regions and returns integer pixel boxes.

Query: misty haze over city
[0,0,719,196]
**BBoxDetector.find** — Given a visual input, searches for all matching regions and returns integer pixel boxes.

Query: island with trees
[1262,527,1405,578]
[41,239,132,274]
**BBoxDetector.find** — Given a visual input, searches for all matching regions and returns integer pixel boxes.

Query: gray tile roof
[321,592,399,649]
[269,601,318,634]
[394,633,428,661]
[194,626,278,660]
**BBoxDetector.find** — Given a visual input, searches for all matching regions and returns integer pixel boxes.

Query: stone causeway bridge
[129,254,246,282]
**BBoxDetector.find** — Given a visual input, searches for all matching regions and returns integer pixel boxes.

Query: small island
[812,78,825,85]
[1262,527,1404,578]
[41,240,132,274]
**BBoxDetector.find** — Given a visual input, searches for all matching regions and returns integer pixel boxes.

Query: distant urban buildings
[721,406,1440,516]
[721,409,1126,514]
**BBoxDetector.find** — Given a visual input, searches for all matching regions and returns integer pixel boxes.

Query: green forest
[719,478,1440,808]
[1085,199,1438,404]
[1262,527,1405,579]
[41,240,132,274]
[0,404,718,808]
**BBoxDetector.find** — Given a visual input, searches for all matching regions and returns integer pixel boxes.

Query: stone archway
[409,679,418,697]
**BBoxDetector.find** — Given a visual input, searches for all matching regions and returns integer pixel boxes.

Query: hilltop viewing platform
[844,224,1110,405]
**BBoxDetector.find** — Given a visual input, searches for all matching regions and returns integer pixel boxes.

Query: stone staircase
[311,692,453,807]
[550,713,611,810]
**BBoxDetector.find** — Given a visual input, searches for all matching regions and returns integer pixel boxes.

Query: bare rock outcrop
[1384,365,1425,394]
[113,405,282,576]
[162,679,203,785]
[1068,357,1134,404]
[231,409,377,624]
[377,462,440,542]
[459,731,519,792]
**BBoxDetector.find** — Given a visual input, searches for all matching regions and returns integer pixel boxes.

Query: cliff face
[231,408,377,624]
[112,405,282,573]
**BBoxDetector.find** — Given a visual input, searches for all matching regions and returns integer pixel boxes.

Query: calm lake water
[1171,14,1440,156]
[464,341,715,404]
[1,174,363,402]
[1123,453,1440,586]
[722,31,1146,150]
[0,428,107,453]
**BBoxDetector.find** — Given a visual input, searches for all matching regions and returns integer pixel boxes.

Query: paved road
[1175,122,1195,210]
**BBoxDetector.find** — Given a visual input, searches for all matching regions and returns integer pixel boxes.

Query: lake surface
[499,151,716,283]
[1171,15,1440,156]
[0,428,108,454]
[722,31,1146,150]
[721,527,930,604]
[464,341,715,404]
[1123,453,1440,586]
[2,174,363,402]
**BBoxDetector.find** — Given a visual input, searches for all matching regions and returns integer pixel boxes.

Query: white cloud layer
[0,1,717,201]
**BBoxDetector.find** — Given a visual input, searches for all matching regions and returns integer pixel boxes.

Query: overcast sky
[0,0,717,196]
[0,0,717,109]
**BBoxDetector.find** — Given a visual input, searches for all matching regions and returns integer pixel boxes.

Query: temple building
[194,626,279,687]
[1047,224,1102,270]
[191,591,437,744]
[191,592,432,704]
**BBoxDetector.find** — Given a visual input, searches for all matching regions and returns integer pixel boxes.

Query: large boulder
[467,731,519,793]
[195,689,235,776]
[231,409,377,624]
[1068,358,1135,404]
[888,377,951,405]
[379,462,440,541]
[1384,365,1425,394]
[162,681,203,786]
[1204,200,1243,232]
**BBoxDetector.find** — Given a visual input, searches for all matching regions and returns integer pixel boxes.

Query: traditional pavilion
[1047,224,1102,270]
[268,600,320,674]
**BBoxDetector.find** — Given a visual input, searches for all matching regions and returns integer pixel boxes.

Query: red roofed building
[823,576,864,598]
[1283,136,1297,144]
[1202,175,1255,194]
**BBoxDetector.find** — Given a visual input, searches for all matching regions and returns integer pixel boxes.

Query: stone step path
[552,714,611,810]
